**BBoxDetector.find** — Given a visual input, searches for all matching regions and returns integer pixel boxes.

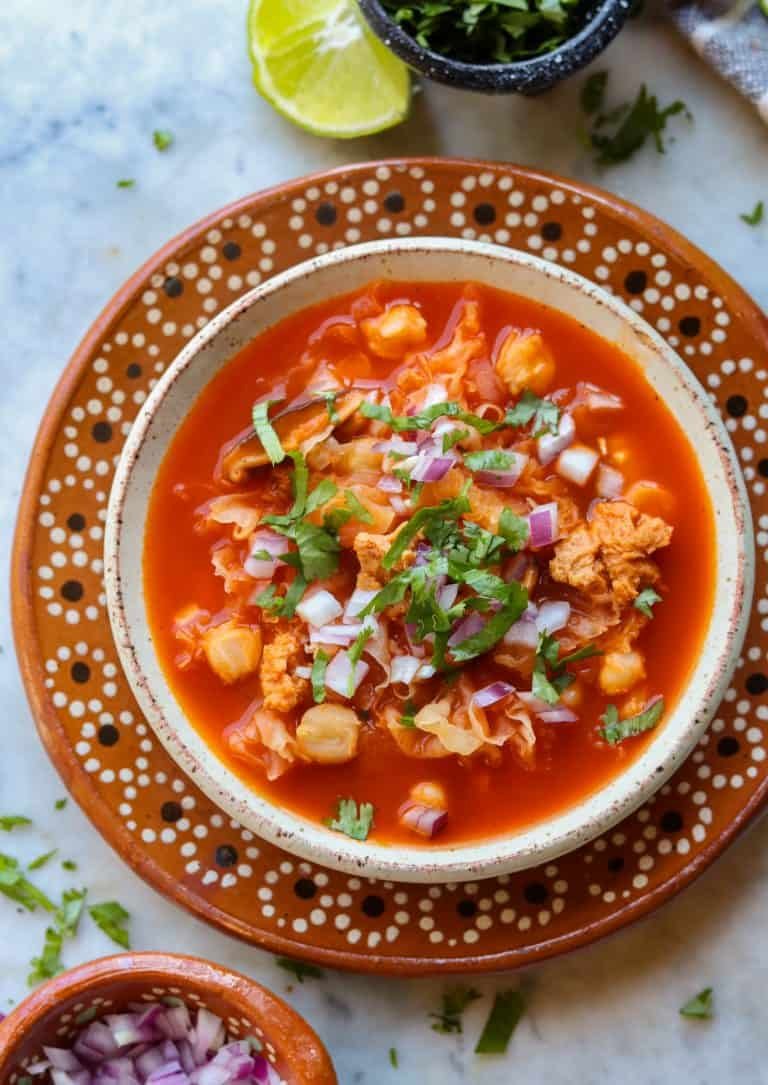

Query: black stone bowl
[358,0,632,95]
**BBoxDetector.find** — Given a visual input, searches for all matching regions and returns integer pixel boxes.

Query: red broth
[144,281,715,846]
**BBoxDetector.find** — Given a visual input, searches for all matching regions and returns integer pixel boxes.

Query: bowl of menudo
[105,237,753,883]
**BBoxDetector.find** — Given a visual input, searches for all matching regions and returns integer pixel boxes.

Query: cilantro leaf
[360,400,498,435]
[0,853,56,913]
[116,179,135,189]
[475,989,526,1054]
[153,129,174,151]
[61,860,77,872]
[400,700,417,728]
[311,651,329,704]
[634,587,662,618]
[275,956,324,983]
[28,849,57,871]
[252,399,286,465]
[504,390,560,436]
[326,798,374,842]
[498,508,530,551]
[306,478,338,515]
[740,201,764,227]
[58,888,87,938]
[89,900,131,949]
[450,590,528,663]
[322,488,374,532]
[442,427,470,452]
[382,489,471,570]
[389,1047,399,1068]
[55,799,67,811]
[290,520,340,581]
[430,987,482,1035]
[587,82,690,165]
[28,926,64,986]
[581,70,608,115]
[0,816,32,832]
[463,449,521,473]
[679,987,714,1019]
[601,697,665,744]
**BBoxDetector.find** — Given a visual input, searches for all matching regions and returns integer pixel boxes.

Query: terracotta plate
[12,158,768,975]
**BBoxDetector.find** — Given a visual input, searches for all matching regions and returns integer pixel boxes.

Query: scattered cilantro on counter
[89,900,131,949]
[116,179,135,189]
[740,200,764,226]
[581,73,690,165]
[153,129,174,151]
[389,1047,399,1068]
[0,816,32,832]
[275,957,324,983]
[430,986,482,1035]
[680,987,714,1019]
[475,989,526,1054]
[28,849,57,871]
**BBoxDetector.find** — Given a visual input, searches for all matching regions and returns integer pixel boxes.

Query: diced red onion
[503,616,539,650]
[504,553,530,583]
[416,663,436,679]
[376,475,402,494]
[527,502,559,549]
[409,454,455,484]
[537,412,576,466]
[518,691,556,714]
[373,438,418,456]
[398,802,448,838]
[437,583,459,609]
[390,495,410,516]
[556,444,599,486]
[293,665,312,680]
[351,378,383,390]
[448,612,485,647]
[390,655,422,685]
[474,452,529,489]
[344,587,377,619]
[535,601,571,635]
[325,650,369,697]
[421,382,448,409]
[296,589,343,627]
[243,531,290,579]
[472,681,516,708]
[45,1051,84,1073]
[576,382,624,413]
[309,622,363,647]
[538,708,579,724]
[596,462,624,498]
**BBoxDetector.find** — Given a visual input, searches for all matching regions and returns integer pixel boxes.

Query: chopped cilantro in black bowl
[358,0,633,95]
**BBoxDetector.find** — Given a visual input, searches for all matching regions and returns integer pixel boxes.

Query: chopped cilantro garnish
[634,587,662,618]
[323,489,374,532]
[28,849,57,871]
[326,798,374,842]
[679,987,714,1019]
[533,634,602,704]
[0,816,32,832]
[442,427,470,452]
[451,593,528,664]
[389,1047,399,1068]
[153,129,174,151]
[581,70,608,115]
[498,508,530,552]
[463,449,521,474]
[584,77,690,165]
[28,888,87,987]
[252,399,286,466]
[400,700,417,728]
[55,799,67,811]
[348,624,374,695]
[504,390,560,436]
[61,860,77,872]
[740,201,764,227]
[0,853,56,913]
[601,697,665,744]
[311,651,329,704]
[475,989,526,1054]
[382,488,471,570]
[430,987,482,1035]
[360,399,498,435]
[89,900,131,949]
[319,390,340,422]
[275,956,324,983]
[116,178,135,188]
[254,573,307,620]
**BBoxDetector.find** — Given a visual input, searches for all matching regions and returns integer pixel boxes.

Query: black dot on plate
[678,315,701,337]
[67,513,86,532]
[161,801,182,822]
[523,882,549,905]
[163,277,183,298]
[294,878,317,900]
[624,270,647,295]
[126,363,142,379]
[717,736,740,757]
[70,661,90,684]
[456,899,477,918]
[726,394,748,418]
[97,724,119,747]
[473,203,496,226]
[215,844,238,868]
[607,856,625,873]
[384,191,405,213]
[758,458,768,479]
[60,580,83,602]
[91,421,112,443]
[315,202,337,226]
[541,221,562,242]
[361,894,385,918]
[660,810,683,833]
[746,672,768,695]
[222,241,241,261]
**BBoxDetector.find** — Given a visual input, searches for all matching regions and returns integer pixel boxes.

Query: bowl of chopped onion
[0,952,337,1085]
[105,237,752,884]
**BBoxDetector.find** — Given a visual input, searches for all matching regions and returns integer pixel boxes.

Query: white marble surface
[1,1,767,1081]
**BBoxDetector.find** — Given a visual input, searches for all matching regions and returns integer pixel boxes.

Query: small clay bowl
[0,953,337,1085]
[358,0,633,95]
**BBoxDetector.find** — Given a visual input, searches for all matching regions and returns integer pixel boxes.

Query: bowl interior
[105,238,753,884]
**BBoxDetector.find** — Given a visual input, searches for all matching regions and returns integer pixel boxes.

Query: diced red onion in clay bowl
[0,953,337,1085]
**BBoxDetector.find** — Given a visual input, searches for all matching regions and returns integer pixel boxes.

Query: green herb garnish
[585,78,690,165]
[463,449,521,474]
[360,400,498,436]
[389,1047,399,1068]
[679,987,714,1019]
[348,624,374,695]
[533,633,602,704]
[275,957,324,983]
[252,399,286,466]
[498,508,530,551]
[382,488,471,570]
[61,860,78,872]
[504,390,560,436]
[634,587,662,618]
[400,700,417,728]
[601,697,665,744]
[55,799,67,811]
[311,650,329,704]
[475,989,526,1054]
[0,816,32,832]
[0,853,56,913]
[430,986,482,1035]
[153,129,174,151]
[89,900,131,949]
[28,849,57,871]
[116,179,135,189]
[581,70,608,115]
[326,798,374,842]
[28,889,87,987]
[450,592,528,664]
[740,201,764,227]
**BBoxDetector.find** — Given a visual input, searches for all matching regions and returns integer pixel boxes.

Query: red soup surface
[144,281,715,847]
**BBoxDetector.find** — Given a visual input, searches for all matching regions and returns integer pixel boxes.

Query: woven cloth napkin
[667,0,768,121]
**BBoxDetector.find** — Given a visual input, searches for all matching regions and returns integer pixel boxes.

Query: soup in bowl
[105,239,752,883]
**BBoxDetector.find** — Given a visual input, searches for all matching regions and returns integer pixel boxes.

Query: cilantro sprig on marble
[580,71,691,166]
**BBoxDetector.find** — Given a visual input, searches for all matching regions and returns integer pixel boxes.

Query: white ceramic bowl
[105,238,754,884]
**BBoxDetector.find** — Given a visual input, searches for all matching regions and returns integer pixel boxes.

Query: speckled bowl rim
[104,235,753,885]
[0,952,337,1084]
[358,0,633,92]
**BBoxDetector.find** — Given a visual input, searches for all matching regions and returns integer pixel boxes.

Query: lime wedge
[247,0,411,138]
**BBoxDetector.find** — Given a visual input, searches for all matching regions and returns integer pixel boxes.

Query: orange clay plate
[12,159,768,975]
